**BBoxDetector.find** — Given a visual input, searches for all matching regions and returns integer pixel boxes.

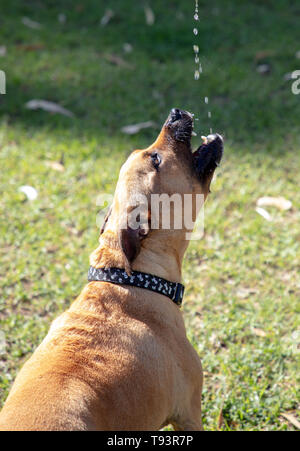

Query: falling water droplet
[192,0,213,136]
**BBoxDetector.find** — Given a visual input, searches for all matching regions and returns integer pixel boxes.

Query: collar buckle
[172,282,184,306]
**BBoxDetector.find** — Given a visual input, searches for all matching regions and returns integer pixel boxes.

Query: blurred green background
[0,0,299,430]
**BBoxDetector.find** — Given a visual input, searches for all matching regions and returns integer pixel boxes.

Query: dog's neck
[90,230,188,283]
[133,233,187,282]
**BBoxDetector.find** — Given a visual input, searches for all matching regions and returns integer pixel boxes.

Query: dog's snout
[163,108,194,144]
[170,108,183,122]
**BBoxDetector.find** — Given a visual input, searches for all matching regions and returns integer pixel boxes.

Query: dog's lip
[195,133,223,149]
[192,133,223,177]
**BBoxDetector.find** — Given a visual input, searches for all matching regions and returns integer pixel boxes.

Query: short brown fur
[0,111,222,430]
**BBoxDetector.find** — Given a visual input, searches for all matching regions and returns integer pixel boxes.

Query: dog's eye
[151,152,161,170]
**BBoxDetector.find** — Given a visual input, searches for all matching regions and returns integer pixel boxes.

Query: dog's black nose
[170,108,183,122]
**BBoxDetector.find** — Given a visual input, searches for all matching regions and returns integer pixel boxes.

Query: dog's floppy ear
[119,227,141,266]
[119,215,149,274]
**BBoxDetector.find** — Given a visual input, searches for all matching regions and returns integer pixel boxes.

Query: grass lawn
[0,0,299,430]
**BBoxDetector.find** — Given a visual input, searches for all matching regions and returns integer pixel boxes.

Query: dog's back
[0,282,199,430]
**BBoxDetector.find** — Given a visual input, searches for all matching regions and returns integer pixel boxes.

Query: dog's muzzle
[162,108,223,180]
[170,108,183,122]
[165,108,194,143]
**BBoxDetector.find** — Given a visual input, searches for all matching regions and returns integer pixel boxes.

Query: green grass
[0,0,299,431]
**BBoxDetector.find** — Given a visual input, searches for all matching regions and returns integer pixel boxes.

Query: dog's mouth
[192,133,223,183]
[163,108,223,182]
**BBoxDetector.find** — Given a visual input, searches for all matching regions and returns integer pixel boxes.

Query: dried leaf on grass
[236,287,259,299]
[0,46,6,57]
[18,185,38,201]
[252,327,267,338]
[144,6,155,25]
[45,161,65,172]
[100,9,115,26]
[16,43,45,52]
[123,43,133,54]
[281,413,300,429]
[121,121,156,135]
[22,17,42,30]
[217,405,224,430]
[256,196,292,211]
[25,99,74,118]
[104,54,134,69]
[256,63,271,75]
[58,13,66,24]
[255,207,273,222]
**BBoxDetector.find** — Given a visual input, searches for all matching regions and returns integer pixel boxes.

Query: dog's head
[94,109,223,273]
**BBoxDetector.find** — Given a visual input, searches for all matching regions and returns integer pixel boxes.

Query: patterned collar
[87,267,185,307]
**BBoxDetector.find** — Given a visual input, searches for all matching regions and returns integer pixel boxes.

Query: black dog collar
[88,267,184,307]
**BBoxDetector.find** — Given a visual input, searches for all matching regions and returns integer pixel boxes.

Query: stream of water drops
[193,0,212,134]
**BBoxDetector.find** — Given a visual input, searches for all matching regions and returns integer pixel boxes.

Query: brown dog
[0,109,223,431]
